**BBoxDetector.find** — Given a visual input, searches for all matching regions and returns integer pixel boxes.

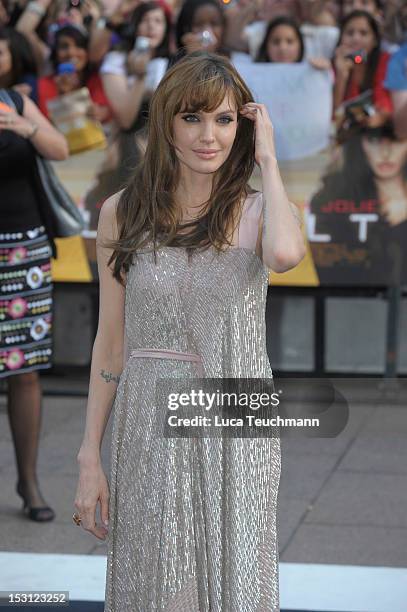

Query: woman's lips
[377,162,397,173]
[193,150,220,159]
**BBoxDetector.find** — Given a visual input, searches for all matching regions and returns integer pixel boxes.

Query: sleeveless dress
[0,89,54,378]
[104,191,282,611]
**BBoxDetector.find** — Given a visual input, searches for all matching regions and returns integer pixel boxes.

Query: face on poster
[308,126,407,286]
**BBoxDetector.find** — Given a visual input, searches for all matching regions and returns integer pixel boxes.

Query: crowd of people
[0,0,405,521]
[1,0,406,202]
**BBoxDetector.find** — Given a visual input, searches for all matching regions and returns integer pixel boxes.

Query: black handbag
[35,155,85,237]
[0,88,84,237]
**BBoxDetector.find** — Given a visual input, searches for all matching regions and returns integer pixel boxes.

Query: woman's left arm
[258,157,306,273]
[240,102,306,273]
[0,94,69,160]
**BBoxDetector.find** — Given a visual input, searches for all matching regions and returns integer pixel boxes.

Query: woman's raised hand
[127,48,152,77]
[334,45,354,80]
[239,102,276,167]
[109,0,143,26]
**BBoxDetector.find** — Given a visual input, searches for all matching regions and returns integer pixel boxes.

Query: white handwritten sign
[231,58,333,161]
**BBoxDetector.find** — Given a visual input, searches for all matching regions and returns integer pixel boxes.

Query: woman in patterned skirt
[0,88,68,521]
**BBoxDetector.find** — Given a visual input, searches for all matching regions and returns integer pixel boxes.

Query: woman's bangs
[176,74,237,114]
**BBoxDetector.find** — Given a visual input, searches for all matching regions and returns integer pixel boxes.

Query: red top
[344,51,393,113]
[38,72,113,122]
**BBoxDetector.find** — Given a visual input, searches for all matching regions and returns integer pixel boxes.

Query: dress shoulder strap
[237,190,263,250]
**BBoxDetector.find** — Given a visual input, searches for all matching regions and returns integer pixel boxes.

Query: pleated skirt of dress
[0,224,53,378]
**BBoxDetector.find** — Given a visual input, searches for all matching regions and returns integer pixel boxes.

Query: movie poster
[307,124,407,286]
[50,61,407,288]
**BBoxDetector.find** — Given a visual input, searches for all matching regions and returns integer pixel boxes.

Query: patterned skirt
[0,225,53,378]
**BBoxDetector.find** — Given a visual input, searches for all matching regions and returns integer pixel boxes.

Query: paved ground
[1,375,407,610]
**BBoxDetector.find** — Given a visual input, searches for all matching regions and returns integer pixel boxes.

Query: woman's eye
[181,115,234,123]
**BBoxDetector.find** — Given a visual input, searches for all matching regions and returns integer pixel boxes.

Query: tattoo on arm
[100,369,121,384]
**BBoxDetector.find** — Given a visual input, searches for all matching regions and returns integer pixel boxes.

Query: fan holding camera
[37,24,111,124]
[99,0,172,130]
[333,9,393,132]
[169,0,231,66]
[82,1,172,221]
[15,0,102,74]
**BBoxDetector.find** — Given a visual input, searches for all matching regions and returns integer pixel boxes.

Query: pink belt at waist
[129,347,204,377]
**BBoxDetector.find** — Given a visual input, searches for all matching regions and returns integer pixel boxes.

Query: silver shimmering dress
[104,191,281,611]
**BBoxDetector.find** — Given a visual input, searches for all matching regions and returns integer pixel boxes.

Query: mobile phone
[133,36,150,53]
[345,49,367,64]
[57,62,77,75]
[199,30,216,47]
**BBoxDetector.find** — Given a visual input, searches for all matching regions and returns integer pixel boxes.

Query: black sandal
[16,482,55,522]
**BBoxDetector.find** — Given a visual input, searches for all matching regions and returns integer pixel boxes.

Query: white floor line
[0,552,406,611]
[280,562,407,611]
[0,552,106,602]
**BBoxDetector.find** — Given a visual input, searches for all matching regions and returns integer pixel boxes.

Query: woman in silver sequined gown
[105,191,282,611]
[74,51,305,612]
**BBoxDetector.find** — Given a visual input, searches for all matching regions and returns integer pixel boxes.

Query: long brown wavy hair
[106,51,257,285]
